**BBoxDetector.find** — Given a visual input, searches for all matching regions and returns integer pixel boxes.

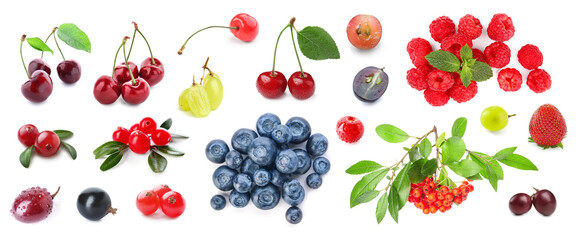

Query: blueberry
[251,184,281,210]
[253,168,272,187]
[306,133,328,157]
[256,113,281,138]
[313,157,330,175]
[231,128,258,154]
[229,190,250,208]
[293,149,311,175]
[285,206,303,224]
[282,179,305,206]
[205,139,229,164]
[271,124,292,145]
[285,117,311,144]
[248,137,277,166]
[306,173,323,189]
[225,150,244,170]
[270,169,290,188]
[275,149,299,174]
[233,173,253,193]
[212,165,238,191]
[210,195,226,210]
[241,158,260,176]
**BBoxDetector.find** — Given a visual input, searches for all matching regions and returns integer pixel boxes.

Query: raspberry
[336,116,364,143]
[440,33,473,58]
[427,69,454,92]
[406,65,432,91]
[497,68,522,92]
[526,69,551,93]
[484,42,511,68]
[518,44,543,70]
[447,73,478,103]
[487,13,515,42]
[472,48,485,62]
[429,16,456,43]
[407,38,433,67]
[424,88,450,107]
[458,14,483,39]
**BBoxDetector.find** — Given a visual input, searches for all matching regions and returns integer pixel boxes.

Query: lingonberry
[128,130,150,154]
[160,191,185,218]
[130,124,141,132]
[112,127,130,144]
[151,129,171,146]
[34,131,61,157]
[136,190,160,216]
[139,117,157,134]
[18,124,39,147]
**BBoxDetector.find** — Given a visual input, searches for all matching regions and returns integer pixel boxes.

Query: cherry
[114,61,139,84]
[139,57,164,87]
[256,71,287,99]
[509,193,532,215]
[153,184,172,199]
[151,129,171,146]
[346,14,382,49]
[11,186,60,223]
[139,117,157,134]
[532,189,556,216]
[34,131,61,157]
[160,191,185,218]
[136,190,160,216]
[128,130,150,154]
[22,70,53,103]
[18,124,39,147]
[121,78,150,105]
[93,75,121,104]
[112,127,130,144]
[229,13,259,42]
[28,58,51,76]
[57,59,82,84]
[288,71,315,100]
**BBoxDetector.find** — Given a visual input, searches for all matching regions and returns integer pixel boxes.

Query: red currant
[128,130,151,154]
[112,127,130,144]
[160,191,185,218]
[34,131,61,157]
[136,190,160,215]
[18,124,39,147]
[130,123,141,132]
[139,117,157,134]
[151,129,171,146]
[153,184,171,199]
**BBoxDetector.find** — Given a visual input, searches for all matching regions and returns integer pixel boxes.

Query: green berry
[480,106,509,131]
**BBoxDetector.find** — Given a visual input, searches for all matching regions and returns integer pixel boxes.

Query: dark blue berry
[285,206,303,224]
[210,195,226,210]
[293,149,311,175]
[212,165,238,191]
[271,124,292,145]
[205,139,229,164]
[248,137,277,166]
[285,117,311,144]
[306,133,328,157]
[256,113,281,138]
[231,128,258,154]
[233,173,253,193]
[253,168,272,187]
[275,149,299,174]
[306,173,323,189]
[270,169,290,188]
[282,179,305,206]
[241,158,260,176]
[229,190,250,208]
[313,157,330,175]
[251,184,281,210]
[225,150,244,170]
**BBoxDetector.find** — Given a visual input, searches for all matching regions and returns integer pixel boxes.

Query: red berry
[484,42,511,68]
[467,184,474,192]
[427,69,454,92]
[153,184,172,199]
[130,123,141,132]
[18,124,39,147]
[424,89,450,107]
[526,69,551,93]
[114,62,139,84]
[434,200,443,208]
[427,193,437,203]
[256,71,287,99]
[112,127,130,144]
[151,129,172,146]
[139,117,157,134]
[34,131,61,157]
[472,48,485,62]
[406,65,432,91]
[436,191,445,201]
[439,206,447,213]
[529,104,567,147]
[452,188,461,196]
[136,190,160,216]
[440,33,473,58]
[443,199,452,207]
[448,73,478,103]
[518,44,543,70]
[445,193,454,201]
[429,16,455,43]
[458,14,483,40]
[417,201,426,210]
[121,78,150,105]
[160,191,185,218]
[11,186,59,223]
[440,186,450,194]
[497,68,523,92]
[412,188,423,198]
[422,185,431,195]
[429,205,438,214]
[128,130,151,154]
[139,57,165,87]
[422,207,430,214]
[336,116,364,143]
[487,13,515,42]
[453,196,463,205]
[407,38,433,67]
[229,13,259,42]
[288,71,315,100]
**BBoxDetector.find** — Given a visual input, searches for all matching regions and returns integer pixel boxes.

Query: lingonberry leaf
[441,137,466,164]
[425,50,461,72]
[408,158,427,184]
[159,118,173,130]
[493,147,517,161]
[57,23,91,53]
[27,37,53,54]
[296,26,340,60]
[376,124,409,143]
[460,66,473,87]
[350,168,389,208]
[419,138,432,158]
[460,44,473,62]
[148,151,168,173]
[393,163,411,209]
[376,192,388,224]
[153,145,185,156]
[356,190,380,204]
[100,150,124,171]
[61,142,77,160]
[420,158,438,176]
[170,133,189,140]
[53,130,73,140]
[20,146,34,168]
[387,186,400,223]
[451,117,468,138]
[447,157,482,178]
[93,141,127,159]
[346,160,384,175]
[470,61,493,82]
[498,154,538,171]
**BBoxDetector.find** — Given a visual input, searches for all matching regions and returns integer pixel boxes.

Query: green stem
[121,37,136,85]
[41,28,56,59]
[52,28,66,61]
[289,24,304,77]
[127,27,137,60]
[111,40,124,79]
[271,23,291,76]
[136,29,155,65]
[178,25,238,55]
[20,35,31,79]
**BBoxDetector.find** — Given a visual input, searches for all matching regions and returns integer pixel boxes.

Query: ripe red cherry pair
[136,184,185,218]
[112,117,171,154]
[257,71,315,100]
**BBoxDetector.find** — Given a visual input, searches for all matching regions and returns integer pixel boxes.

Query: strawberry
[529,104,567,148]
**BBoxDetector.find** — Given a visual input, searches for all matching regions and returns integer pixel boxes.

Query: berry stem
[52,27,66,61]
[178,25,238,55]
[271,22,291,76]
[126,28,137,60]
[132,22,156,65]
[289,22,305,77]
[111,38,125,79]
[200,57,210,84]
[121,36,137,85]
[51,186,61,199]
[41,28,57,59]
[20,35,31,79]
[508,114,516,118]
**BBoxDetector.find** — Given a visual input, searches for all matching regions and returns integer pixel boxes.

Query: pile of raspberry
[408,177,474,214]
[406,14,551,107]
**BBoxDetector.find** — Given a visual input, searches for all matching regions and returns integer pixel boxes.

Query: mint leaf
[27,37,53,54]
[451,117,467,138]
[470,61,493,82]
[498,154,538,171]
[375,124,409,143]
[57,23,91,53]
[425,50,461,72]
[460,44,473,62]
[296,26,340,60]
[376,192,388,224]
[346,160,384,175]
[460,66,473,87]
[350,168,389,208]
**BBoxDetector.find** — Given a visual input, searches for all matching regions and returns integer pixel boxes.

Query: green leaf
[408,147,422,162]
[93,141,128,159]
[376,192,388,224]
[159,118,173,130]
[436,132,446,148]
[437,167,457,188]
[387,186,400,223]
[346,160,384,175]
[20,146,34,168]
[421,158,438,176]
[488,159,504,180]
[408,158,427,184]
[460,45,473,62]
[26,37,53,54]
[375,124,409,143]
[498,154,538,171]
[460,66,473,87]
[148,151,168,173]
[393,163,411,209]
[447,157,482,178]
[441,137,466,164]
[484,164,498,191]
[470,61,493,82]
[53,130,73,139]
[465,58,477,66]
[350,168,389,208]
[356,190,380,204]
[425,50,461,72]
[57,23,91,53]
[419,138,432,158]
[100,150,124,171]
[61,142,77,160]
[296,26,340,60]
[154,145,185,156]
[170,133,189,139]
[493,147,517,161]
[467,174,482,180]
[451,117,467,138]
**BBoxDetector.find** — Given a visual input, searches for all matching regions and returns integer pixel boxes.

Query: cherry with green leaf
[18,124,77,168]
[20,35,54,103]
[42,24,91,84]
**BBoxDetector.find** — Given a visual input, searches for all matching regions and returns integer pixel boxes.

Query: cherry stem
[52,27,66,61]
[271,23,291,76]
[111,38,125,79]
[41,28,57,59]
[121,36,137,85]
[20,35,31,79]
[51,186,61,199]
[178,25,238,55]
[130,22,156,65]
[289,21,304,77]
[126,28,137,60]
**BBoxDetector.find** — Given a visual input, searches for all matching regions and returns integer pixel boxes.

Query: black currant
[77,187,116,221]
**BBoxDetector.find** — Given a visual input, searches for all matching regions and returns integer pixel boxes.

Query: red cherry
[160,191,185,218]
[56,59,82,84]
[139,57,164,87]
[288,71,315,100]
[18,124,39,147]
[229,13,259,42]
[28,58,51,76]
[139,117,157,134]
[136,190,160,216]
[34,131,61,157]
[114,62,139,84]
[22,70,53,103]
[151,129,171,146]
[94,75,121,105]
[112,127,130,144]
[256,71,287,99]
[153,184,172,199]
[121,78,150,105]
[128,130,150,154]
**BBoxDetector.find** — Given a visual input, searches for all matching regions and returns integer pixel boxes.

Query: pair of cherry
[257,71,315,100]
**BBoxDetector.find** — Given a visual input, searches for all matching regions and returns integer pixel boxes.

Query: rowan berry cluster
[408,177,474,214]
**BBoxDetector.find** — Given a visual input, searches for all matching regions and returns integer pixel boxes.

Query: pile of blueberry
[206,113,330,224]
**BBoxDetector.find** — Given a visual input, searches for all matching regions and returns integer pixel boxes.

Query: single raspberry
[440,33,473,59]
[424,88,450,107]
[427,69,454,92]
[447,73,478,103]
[407,38,433,67]
[526,69,551,93]
[429,16,456,43]
[484,42,511,68]
[518,44,543,70]
[487,13,515,42]
[406,65,432,91]
[497,68,523,92]
[472,48,485,62]
[458,14,483,40]
[336,116,364,143]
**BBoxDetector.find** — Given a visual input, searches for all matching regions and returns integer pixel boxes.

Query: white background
[1,0,579,239]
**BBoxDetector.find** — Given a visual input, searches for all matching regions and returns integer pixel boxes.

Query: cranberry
[34,131,61,157]
[18,124,39,147]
